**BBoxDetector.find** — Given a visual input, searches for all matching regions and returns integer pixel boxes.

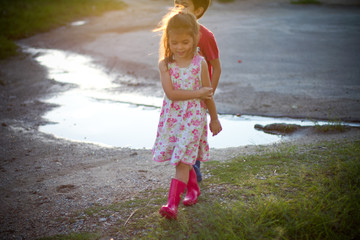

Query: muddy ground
[1,0,360,239]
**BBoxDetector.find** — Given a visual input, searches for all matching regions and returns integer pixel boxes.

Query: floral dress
[152,54,210,166]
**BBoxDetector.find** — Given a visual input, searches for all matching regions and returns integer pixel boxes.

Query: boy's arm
[159,60,213,101]
[209,58,221,93]
[198,26,221,93]
[201,60,222,136]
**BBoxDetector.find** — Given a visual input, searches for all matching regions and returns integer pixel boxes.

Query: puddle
[70,20,87,26]
[25,47,358,149]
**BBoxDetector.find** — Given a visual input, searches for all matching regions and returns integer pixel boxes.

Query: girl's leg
[159,162,190,219]
[183,167,201,206]
[175,162,192,184]
[193,160,202,182]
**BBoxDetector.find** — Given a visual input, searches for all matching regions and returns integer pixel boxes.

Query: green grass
[0,36,18,59]
[0,0,126,60]
[291,0,321,4]
[42,140,360,240]
[313,119,349,133]
[37,232,100,240]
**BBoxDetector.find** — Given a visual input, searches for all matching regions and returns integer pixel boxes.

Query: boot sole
[183,199,197,206]
[159,208,177,219]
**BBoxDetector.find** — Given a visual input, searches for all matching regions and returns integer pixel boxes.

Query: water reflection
[41,90,161,148]
[24,47,350,149]
[71,20,87,26]
[32,48,116,90]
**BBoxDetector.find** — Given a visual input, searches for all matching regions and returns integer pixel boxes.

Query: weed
[37,232,100,240]
[0,36,18,60]
[314,120,349,133]
[291,0,321,4]
[0,0,126,60]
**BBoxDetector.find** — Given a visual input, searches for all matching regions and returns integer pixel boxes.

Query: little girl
[152,9,222,220]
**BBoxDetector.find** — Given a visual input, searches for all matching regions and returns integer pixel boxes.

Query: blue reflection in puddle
[24,47,354,149]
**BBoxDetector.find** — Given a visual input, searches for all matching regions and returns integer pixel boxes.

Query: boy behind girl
[174,0,222,182]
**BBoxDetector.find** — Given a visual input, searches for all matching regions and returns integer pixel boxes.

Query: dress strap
[193,53,204,66]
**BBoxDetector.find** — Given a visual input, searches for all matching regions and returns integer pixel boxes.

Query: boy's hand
[198,87,213,100]
[210,119,222,136]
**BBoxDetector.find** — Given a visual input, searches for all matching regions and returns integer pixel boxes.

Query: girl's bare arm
[159,60,213,101]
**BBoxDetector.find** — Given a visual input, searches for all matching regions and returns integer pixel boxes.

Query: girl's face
[169,32,195,61]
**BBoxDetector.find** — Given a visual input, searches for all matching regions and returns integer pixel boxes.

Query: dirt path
[1,0,360,239]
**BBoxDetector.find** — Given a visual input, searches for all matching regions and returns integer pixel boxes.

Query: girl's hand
[210,119,222,136]
[198,87,213,100]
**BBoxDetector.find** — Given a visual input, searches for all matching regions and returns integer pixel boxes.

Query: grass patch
[138,140,360,239]
[43,140,360,239]
[291,0,321,4]
[198,142,360,239]
[314,120,349,133]
[0,36,18,59]
[0,0,126,60]
[37,232,100,240]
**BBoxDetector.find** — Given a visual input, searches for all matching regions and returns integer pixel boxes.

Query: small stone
[130,152,138,157]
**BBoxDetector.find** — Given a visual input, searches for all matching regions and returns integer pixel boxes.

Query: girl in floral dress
[152,9,222,219]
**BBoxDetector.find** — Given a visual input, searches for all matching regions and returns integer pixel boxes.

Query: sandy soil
[1,0,360,239]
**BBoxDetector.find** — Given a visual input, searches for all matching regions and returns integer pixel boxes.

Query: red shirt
[198,25,219,80]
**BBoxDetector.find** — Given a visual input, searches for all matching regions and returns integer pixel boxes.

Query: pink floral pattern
[152,54,209,166]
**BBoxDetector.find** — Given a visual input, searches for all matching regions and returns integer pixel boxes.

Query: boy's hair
[192,0,211,19]
[155,9,199,65]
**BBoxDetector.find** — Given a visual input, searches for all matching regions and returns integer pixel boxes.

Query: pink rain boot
[183,168,201,206]
[159,178,186,219]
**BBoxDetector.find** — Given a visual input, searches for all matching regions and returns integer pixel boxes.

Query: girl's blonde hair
[154,8,199,66]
